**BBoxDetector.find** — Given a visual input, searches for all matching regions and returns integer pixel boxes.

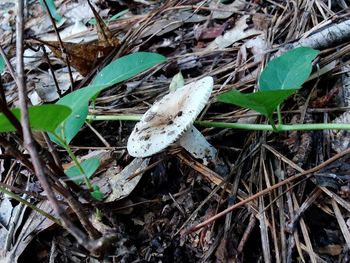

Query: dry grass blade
[331,199,350,248]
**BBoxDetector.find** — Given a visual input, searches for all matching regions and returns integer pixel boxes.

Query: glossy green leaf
[0,55,5,73]
[65,157,100,184]
[92,52,166,87]
[108,9,129,22]
[88,9,129,25]
[54,87,93,143]
[259,47,319,91]
[91,184,103,201]
[0,105,71,133]
[53,52,166,145]
[217,89,296,118]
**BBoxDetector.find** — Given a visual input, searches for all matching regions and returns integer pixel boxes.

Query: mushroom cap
[127,76,214,157]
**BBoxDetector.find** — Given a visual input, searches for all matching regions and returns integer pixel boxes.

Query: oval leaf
[65,157,100,184]
[53,52,166,145]
[91,184,103,201]
[217,89,296,118]
[259,47,319,91]
[92,52,166,87]
[54,87,93,144]
[0,105,71,133]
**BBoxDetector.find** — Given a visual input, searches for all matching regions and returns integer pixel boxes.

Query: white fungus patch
[127,76,213,158]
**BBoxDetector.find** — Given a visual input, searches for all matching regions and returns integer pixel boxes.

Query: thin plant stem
[41,45,61,97]
[0,186,60,225]
[188,146,350,233]
[196,121,350,132]
[52,133,93,190]
[41,0,74,90]
[87,114,143,121]
[86,114,350,132]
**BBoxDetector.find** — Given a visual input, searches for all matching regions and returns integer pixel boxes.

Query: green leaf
[88,9,129,26]
[54,87,93,143]
[217,89,296,118]
[107,9,129,23]
[259,47,319,91]
[53,52,166,145]
[91,184,103,201]
[39,0,63,23]
[92,52,166,87]
[65,157,100,184]
[0,55,5,73]
[0,105,71,133]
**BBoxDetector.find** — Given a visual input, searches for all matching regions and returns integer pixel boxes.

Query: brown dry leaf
[205,15,262,51]
[196,23,226,40]
[30,40,114,76]
[318,244,343,256]
[29,2,119,76]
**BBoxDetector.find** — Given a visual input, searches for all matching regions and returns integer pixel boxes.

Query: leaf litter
[1,1,350,262]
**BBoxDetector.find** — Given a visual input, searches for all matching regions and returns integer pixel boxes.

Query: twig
[331,199,350,248]
[41,132,62,168]
[0,137,34,171]
[85,121,110,147]
[286,188,322,232]
[293,19,350,50]
[187,147,350,233]
[40,0,74,90]
[41,45,61,97]
[237,213,257,253]
[0,45,21,89]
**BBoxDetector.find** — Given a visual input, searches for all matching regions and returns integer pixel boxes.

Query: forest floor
[1,0,350,262]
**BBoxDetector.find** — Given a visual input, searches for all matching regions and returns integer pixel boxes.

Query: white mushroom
[127,76,217,165]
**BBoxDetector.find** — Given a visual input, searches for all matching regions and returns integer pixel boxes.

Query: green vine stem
[51,133,93,190]
[0,186,61,225]
[87,114,350,132]
[87,114,142,121]
[196,121,350,132]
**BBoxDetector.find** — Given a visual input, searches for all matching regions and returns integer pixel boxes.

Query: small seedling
[217,47,320,130]
[50,52,165,199]
[0,52,166,201]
